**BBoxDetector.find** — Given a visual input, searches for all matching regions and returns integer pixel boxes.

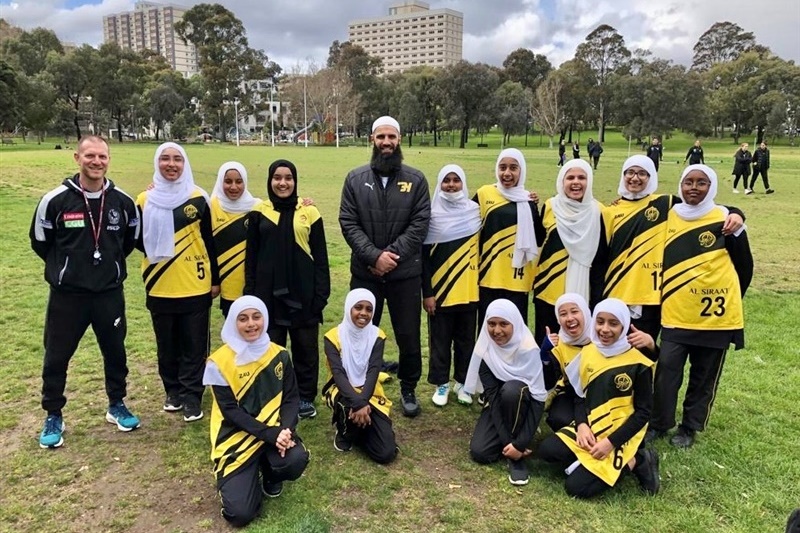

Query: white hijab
[143,142,205,263]
[554,292,592,346]
[619,155,658,200]
[590,298,632,357]
[337,289,380,388]
[494,148,538,268]
[424,164,482,245]
[464,299,547,401]
[211,161,260,214]
[550,159,601,302]
[673,164,721,221]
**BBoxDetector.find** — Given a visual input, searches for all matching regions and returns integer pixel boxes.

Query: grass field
[0,131,798,533]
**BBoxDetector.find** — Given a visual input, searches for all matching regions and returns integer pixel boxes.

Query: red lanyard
[80,182,106,259]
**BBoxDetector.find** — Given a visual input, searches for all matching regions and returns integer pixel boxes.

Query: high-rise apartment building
[348,1,463,74]
[103,1,198,77]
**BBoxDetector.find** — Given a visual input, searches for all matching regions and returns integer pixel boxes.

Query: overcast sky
[2,0,799,71]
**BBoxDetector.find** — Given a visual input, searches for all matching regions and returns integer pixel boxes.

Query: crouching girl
[203,296,309,527]
[322,289,397,464]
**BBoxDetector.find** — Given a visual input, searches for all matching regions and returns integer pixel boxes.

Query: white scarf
[554,292,592,346]
[494,148,538,268]
[337,289,380,388]
[590,298,632,357]
[464,299,546,401]
[619,155,658,200]
[211,161,259,214]
[550,159,601,302]
[142,142,206,263]
[424,164,481,245]
[673,164,721,221]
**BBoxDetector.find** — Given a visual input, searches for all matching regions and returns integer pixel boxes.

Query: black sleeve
[723,205,746,222]
[479,360,503,402]
[200,204,220,286]
[589,216,609,310]
[122,198,138,257]
[134,203,145,253]
[339,176,383,268]
[607,366,653,448]
[309,216,330,318]
[30,197,53,261]
[278,355,301,435]
[387,175,431,260]
[725,230,753,297]
[324,336,384,410]
[359,337,384,403]
[211,385,275,443]
[685,148,692,161]
[421,243,434,299]
[243,211,260,295]
[534,202,547,245]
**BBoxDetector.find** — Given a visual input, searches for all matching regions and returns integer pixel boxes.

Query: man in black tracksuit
[684,139,705,165]
[30,136,140,448]
[339,116,431,417]
[647,137,663,170]
[749,141,774,194]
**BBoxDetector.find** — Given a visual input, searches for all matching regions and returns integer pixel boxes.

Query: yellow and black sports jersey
[476,185,535,292]
[426,233,479,307]
[533,200,567,304]
[557,343,654,486]
[549,342,582,397]
[250,200,321,257]
[137,189,212,298]
[208,343,289,479]
[211,197,248,301]
[603,194,674,304]
[661,209,743,331]
[322,328,391,417]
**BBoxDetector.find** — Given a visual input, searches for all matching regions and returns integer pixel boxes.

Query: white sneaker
[732,188,740,193]
[453,382,473,405]
[745,189,753,195]
[432,383,450,406]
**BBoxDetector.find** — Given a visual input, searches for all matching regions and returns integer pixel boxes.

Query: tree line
[1,5,798,147]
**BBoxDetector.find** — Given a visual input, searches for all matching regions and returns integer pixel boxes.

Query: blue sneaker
[39,414,65,449]
[299,400,317,419]
[106,401,141,431]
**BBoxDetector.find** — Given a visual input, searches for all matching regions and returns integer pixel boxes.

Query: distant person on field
[684,139,705,165]
[588,140,604,170]
[731,142,752,194]
[749,141,774,194]
[572,141,580,159]
[646,137,663,171]
[558,139,566,166]
[31,135,141,449]
[339,115,431,418]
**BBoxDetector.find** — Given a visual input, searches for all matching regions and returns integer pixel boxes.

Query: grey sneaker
[183,403,203,422]
[163,395,183,412]
[401,390,421,417]
[298,400,317,419]
[508,459,529,486]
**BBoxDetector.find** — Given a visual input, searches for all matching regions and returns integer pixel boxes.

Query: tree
[1,27,63,76]
[574,24,631,142]
[0,59,22,132]
[691,22,757,72]
[552,59,594,141]
[530,73,567,148]
[46,45,97,139]
[392,66,443,145]
[175,3,280,141]
[437,61,499,148]
[493,80,529,145]
[327,40,384,136]
[502,48,552,92]
[93,43,149,142]
[20,72,60,142]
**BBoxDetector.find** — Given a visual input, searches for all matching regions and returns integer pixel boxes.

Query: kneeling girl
[203,296,309,527]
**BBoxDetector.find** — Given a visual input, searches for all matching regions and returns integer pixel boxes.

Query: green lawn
[0,133,798,533]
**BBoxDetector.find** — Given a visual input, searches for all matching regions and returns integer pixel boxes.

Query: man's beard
[370,144,403,176]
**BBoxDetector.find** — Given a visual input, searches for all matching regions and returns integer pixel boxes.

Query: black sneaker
[262,480,283,498]
[786,508,800,533]
[163,395,183,412]
[183,403,203,422]
[644,427,667,445]
[333,429,352,452]
[633,449,660,495]
[766,188,775,194]
[507,459,530,486]
[298,400,317,419]
[670,426,696,448]
[401,390,421,417]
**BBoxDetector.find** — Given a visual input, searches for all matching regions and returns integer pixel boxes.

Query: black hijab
[267,159,301,311]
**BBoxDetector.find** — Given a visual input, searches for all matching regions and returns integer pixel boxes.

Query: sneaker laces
[43,415,62,435]
[111,402,133,419]
[436,384,449,396]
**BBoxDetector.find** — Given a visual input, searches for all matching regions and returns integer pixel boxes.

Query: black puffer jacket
[732,149,752,177]
[339,163,430,282]
[753,147,770,170]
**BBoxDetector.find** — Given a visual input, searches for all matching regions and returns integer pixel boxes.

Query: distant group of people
[732,141,774,194]
[557,138,603,169]
[31,115,756,527]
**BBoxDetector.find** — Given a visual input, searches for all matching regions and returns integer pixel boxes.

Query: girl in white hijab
[465,299,546,486]
[533,159,602,345]
[202,295,309,527]
[423,164,482,407]
[322,289,397,464]
[210,161,260,316]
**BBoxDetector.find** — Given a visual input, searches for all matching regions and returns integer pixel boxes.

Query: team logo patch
[614,373,633,392]
[107,209,121,225]
[398,181,412,193]
[243,218,249,229]
[275,361,284,380]
[299,214,307,223]
[644,206,660,222]
[63,212,85,228]
[184,205,198,219]
[698,231,716,248]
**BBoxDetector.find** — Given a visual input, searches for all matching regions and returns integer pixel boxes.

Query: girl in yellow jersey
[649,165,752,449]
[474,149,543,324]
[322,289,397,463]
[537,298,660,498]
[210,162,260,317]
[203,296,309,527]
[423,164,481,407]
[136,142,219,422]
[533,159,604,344]
[464,299,547,486]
